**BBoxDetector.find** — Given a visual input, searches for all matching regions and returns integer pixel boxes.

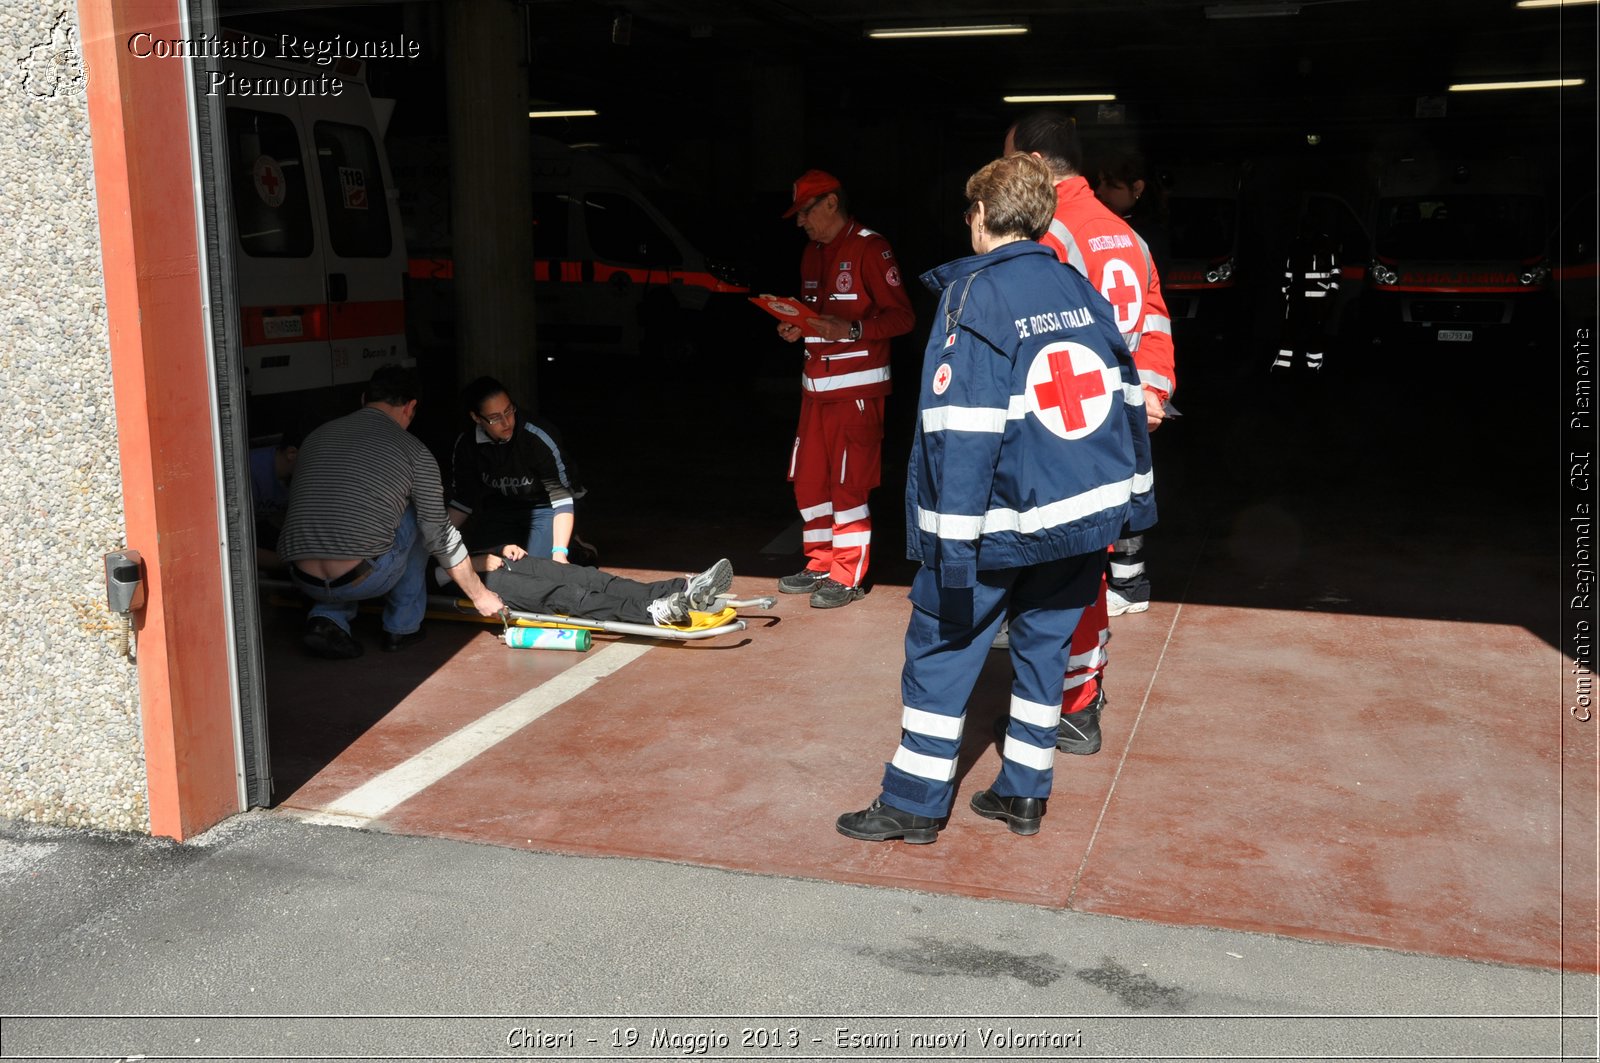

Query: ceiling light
[1203,2,1301,18]
[1516,0,1599,8]
[867,23,1029,39]
[1003,93,1118,103]
[1448,78,1586,91]
[528,109,599,118]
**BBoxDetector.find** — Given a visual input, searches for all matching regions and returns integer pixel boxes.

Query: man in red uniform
[774,169,916,608]
[1004,112,1174,754]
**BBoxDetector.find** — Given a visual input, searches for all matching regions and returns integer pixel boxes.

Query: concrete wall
[0,3,148,832]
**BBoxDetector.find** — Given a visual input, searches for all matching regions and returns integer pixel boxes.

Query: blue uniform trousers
[878,552,1103,819]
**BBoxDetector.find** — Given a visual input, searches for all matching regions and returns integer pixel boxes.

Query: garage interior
[201,0,1595,971]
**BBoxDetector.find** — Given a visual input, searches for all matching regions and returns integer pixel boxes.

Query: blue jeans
[293,505,431,637]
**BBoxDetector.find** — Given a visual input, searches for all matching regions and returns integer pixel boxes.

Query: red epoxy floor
[263,351,1596,973]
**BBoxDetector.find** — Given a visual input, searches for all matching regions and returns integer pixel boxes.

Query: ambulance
[1161,162,1246,325]
[397,135,749,360]
[221,39,409,413]
[1359,154,1554,344]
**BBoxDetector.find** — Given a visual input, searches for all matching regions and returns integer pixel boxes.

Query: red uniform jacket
[798,219,916,401]
[1040,177,1176,399]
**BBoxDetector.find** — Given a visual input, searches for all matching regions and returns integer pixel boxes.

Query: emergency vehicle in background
[222,38,410,416]
[1161,162,1246,328]
[1358,154,1554,344]
[397,135,748,362]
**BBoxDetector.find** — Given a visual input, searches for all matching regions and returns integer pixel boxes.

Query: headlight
[1518,265,1549,286]
[1370,262,1399,286]
[1204,258,1234,284]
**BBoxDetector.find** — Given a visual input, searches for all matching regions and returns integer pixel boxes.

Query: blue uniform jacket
[906,241,1155,589]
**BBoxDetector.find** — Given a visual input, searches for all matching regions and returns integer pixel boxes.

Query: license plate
[1437,329,1473,342]
[262,315,304,339]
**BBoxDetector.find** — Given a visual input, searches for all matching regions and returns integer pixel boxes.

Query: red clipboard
[749,294,823,334]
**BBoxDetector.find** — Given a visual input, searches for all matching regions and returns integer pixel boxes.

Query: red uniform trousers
[789,393,882,588]
[1062,553,1112,715]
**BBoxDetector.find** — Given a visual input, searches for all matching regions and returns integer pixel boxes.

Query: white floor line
[296,641,653,828]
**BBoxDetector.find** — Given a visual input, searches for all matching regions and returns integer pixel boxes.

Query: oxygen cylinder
[502,627,591,652]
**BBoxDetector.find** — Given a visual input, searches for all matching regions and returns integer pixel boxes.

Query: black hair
[1007,110,1083,177]
[461,375,512,417]
[363,365,421,407]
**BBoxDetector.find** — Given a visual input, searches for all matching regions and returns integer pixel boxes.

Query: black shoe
[1057,686,1105,755]
[303,617,363,660]
[810,578,865,609]
[778,568,828,594]
[382,627,427,653]
[969,789,1044,836]
[836,799,943,844]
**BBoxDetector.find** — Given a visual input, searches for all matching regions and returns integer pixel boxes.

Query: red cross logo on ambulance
[1099,257,1143,334]
[1026,340,1117,440]
[252,155,286,209]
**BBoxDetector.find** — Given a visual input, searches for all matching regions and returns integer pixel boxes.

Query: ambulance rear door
[224,56,407,400]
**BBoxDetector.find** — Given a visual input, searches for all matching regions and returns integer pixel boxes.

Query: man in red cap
[774,169,916,608]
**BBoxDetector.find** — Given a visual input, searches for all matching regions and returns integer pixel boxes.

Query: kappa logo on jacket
[1025,341,1118,440]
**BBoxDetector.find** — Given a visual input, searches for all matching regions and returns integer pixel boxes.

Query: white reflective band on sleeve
[1062,671,1096,690]
[892,745,958,782]
[835,503,871,524]
[1139,369,1174,393]
[1144,314,1172,334]
[800,501,834,520]
[917,476,1142,540]
[1009,694,1060,728]
[831,531,871,548]
[803,365,890,392]
[801,528,834,543]
[1304,290,1328,298]
[1002,737,1056,771]
[922,405,1009,433]
[1123,383,1146,405]
[902,706,964,740]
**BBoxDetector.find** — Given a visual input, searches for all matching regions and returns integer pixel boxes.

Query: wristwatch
[848,319,863,342]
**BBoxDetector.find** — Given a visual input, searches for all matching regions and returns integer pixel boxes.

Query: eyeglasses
[795,196,827,218]
[963,203,980,225]
[480,403,516,426]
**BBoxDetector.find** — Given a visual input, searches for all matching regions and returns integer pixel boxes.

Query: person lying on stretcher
[439,546,733,628]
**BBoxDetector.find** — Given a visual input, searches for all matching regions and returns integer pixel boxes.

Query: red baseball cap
[782,169,842,218]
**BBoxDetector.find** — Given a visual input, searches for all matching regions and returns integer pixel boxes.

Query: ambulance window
[226,108,313,258]
[312,122,392,258]
[580,192,682,267]
[534,193,569,258]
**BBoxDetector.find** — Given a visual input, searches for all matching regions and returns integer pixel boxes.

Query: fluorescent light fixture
[1003,93,1117,103]
[528,108,599,118]
[1204,2,1301,17]
[1516,0,1599,8]
[1448,78,1586,91]
[867,23,1029,38]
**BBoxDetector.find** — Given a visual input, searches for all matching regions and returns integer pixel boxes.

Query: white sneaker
[684,558,733,611]
[647,592,691,627]
[1106,589,1149,616]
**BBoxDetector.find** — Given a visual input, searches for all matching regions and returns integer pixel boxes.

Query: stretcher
[259,578,775,643]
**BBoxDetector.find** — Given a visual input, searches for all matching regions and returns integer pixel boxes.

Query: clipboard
[749,294,823,334]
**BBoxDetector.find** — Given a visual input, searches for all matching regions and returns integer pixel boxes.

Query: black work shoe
[810,578,865,609]
[778,568,828,594]
[1057,686,1106,755]
[304,617,363,660]
[969,789,1044,836]
[836,799,943,844]
[382,628,427,653]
